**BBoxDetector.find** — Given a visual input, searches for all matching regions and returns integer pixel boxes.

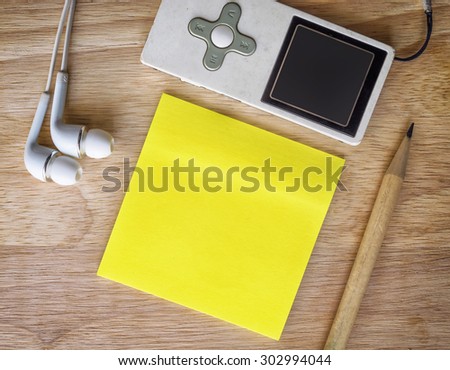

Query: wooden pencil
[324,123,415,350]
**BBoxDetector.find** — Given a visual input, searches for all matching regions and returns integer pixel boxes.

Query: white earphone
[24,0,114,186]
[51,72,114,160]
[25,92,82,186]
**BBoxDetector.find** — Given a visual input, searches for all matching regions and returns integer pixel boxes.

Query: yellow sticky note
[98,94,345,340]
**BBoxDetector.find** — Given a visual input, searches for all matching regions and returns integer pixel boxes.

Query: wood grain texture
[0,0,449,349]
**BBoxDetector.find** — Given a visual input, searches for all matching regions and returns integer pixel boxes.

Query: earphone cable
[61,0,77,72]
[394,0,433,62]
[45,0,71,92]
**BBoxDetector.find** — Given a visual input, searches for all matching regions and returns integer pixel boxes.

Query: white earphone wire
[30,0,71,144]
[45,0,72,92]
[61,0,76,72]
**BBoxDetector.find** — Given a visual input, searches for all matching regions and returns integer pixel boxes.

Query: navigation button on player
[222,2,242,26]
[189,18,214,40]
[203,48,225,71]
[188,2,256,71]
[233,35,257,55]
[211,25,235,48]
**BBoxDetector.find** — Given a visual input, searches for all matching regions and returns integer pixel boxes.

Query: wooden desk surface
[1,0,449,350]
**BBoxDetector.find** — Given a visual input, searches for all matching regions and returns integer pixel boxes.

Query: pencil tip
[407,123,415,139]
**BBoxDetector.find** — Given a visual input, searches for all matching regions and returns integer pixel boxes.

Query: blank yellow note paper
[98,94,345,340]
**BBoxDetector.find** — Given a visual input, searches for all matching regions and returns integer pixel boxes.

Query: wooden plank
[0,0,449,349]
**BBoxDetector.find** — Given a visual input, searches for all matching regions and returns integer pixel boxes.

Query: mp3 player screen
[270,25,374,127]
[263,17,388,137]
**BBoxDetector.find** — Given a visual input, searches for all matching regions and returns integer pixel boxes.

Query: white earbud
[25,93,82,186]
[50,71,114,159]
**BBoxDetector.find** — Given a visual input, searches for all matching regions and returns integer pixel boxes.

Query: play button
[211,25,235,48]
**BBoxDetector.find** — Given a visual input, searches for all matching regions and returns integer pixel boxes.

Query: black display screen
[262,16,388,137]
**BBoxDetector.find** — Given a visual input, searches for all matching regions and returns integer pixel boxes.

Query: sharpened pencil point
[407,123,415,139]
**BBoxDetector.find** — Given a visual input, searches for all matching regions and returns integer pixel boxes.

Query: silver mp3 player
[141,0,395,145]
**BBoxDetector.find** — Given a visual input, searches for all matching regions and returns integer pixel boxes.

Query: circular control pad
[211,25,235,48]
[188,2,257,71]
